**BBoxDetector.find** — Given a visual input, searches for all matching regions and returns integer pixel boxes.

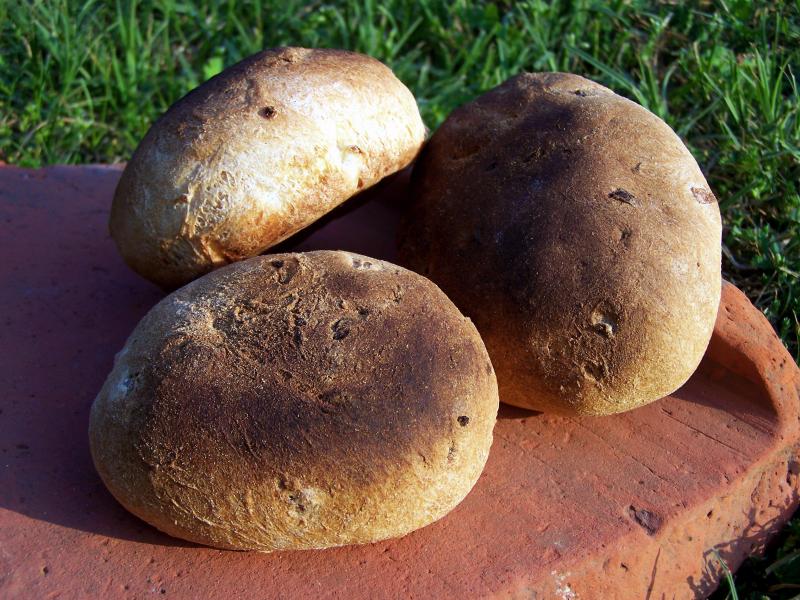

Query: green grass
[2,0,799,594]
[711,516,800,599]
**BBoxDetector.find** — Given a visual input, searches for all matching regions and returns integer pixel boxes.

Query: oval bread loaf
[89,250,498,551]
[111,48,426,289]
[399,73,722,416]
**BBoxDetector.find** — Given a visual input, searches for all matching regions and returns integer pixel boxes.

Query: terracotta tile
[0,165,797,599]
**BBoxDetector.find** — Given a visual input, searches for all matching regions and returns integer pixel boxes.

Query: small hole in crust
[331,318,351,341]
[271,258,299,284]
[351,257,380,270]
[582,361,608,381]
[591,310,617,338]
[259,106,277,119]
[457,416,470,427]
[609,188,637,206]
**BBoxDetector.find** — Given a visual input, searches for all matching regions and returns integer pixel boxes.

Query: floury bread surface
[399,73,722,415]
[89,251,498,551]
[111,48,426,288]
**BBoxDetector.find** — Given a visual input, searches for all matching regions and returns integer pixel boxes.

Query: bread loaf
[89,251,498,551]
[111,48,426,288]
[399,73,721,415]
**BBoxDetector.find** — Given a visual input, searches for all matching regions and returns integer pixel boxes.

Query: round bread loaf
[399,73,721,415]
[111,48,426,289]
[89,250,498,551]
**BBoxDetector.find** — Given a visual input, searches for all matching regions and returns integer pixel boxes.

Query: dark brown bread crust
[89,251,497,551]
[399,73,721,415]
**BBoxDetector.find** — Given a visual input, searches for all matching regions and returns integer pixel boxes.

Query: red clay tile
[0,165,797,599]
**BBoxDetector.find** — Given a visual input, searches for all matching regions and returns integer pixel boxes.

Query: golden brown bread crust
[89,250,498,551]
[111,48,426,289]
[398,73,722,415]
